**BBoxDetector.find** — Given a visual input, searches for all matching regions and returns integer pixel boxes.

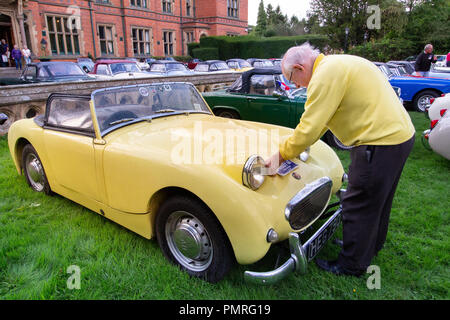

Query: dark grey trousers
[337,135,415,272]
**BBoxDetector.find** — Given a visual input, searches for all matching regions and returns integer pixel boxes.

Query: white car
[427,93,450,121]
[423,109,450,160]
[435,55,447,68]
[90,60,157,80]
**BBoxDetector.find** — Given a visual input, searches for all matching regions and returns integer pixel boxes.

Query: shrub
[192,47,220,60]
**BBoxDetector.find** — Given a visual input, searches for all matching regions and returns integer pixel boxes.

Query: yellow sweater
[279,54,415,160]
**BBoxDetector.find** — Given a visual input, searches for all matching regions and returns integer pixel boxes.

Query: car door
[245,74,292,127]
[42,95,101,202]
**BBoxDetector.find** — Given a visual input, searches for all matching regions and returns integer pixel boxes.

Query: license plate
[303,209,342,261]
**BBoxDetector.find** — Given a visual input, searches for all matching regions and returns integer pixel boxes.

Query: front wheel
[22,144,52,195]
[155,196,234,283]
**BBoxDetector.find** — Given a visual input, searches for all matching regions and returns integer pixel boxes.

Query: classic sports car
[226,59,253,72]
[375,62,450,112]
[202,67,349,150]
[6,82,345,284]
[193,60,233,73]
[0,62,95,86]
[89,60,155,80]
[246,58,274,68]
[426,93,449,121]
[423,109,450,160]
[147,60,193,76]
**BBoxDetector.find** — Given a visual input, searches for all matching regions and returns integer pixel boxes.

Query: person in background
[11,45,22,70]
[0,39,9,67]
[22,45,31,65]
[414,44,437,72]
[265,43,415,277]
[446,51,450,68]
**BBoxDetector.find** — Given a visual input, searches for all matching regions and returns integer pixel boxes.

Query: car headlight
[242,155,266,190]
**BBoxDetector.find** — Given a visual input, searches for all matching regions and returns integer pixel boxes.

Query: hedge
[192,47,220,61]
[191,35,330,60]
[348,38,416,62]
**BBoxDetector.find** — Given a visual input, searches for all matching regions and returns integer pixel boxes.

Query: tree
[255,0,267,36]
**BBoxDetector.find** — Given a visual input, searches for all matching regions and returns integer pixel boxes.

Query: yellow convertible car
[7,82,345,284]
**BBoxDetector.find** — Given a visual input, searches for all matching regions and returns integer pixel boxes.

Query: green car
[202,68,350,150]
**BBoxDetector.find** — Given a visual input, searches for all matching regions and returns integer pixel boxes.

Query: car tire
[413,90,439,112]
[214,109,240,119]
[325,131,353,151]
[155,195,234,283]
[22,144,52,195]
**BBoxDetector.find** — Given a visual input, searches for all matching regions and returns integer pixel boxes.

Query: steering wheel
[103,110,138,129]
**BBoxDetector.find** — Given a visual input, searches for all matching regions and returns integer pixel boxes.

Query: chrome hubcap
[25,153,45,192]
[165,211,213,272]
[418,95,434,111]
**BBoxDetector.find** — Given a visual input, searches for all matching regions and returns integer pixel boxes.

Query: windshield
[110,63,141,74]
[92,83,211,134]
[254,61,273,68]
[239,60,251,68]
[46,63,85,76]
[214,62,230,70]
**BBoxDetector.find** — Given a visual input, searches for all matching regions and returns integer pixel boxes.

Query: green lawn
[0,111,448,300]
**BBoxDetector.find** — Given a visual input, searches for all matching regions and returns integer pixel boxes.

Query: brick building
[0,0,248,60]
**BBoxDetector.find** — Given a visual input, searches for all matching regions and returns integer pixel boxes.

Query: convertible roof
[229,67,282,93]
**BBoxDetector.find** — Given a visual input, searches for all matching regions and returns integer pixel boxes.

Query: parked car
[202,67,346,150]
[410,71,450,80]
[431,65,450,73]
[194,60,233,73]
[422,108,450,160]
[77,57,95,73]
[388,61,415,74]
[6,82,346,284]
[125,57,150,70]
[187,58,202,70]
[226,59,253,72]
[246,58,274,68]
[435,55,447,68]
[269,58,282,66]
[90,59,155,80]
[0,61,95,86]
[374,62,450,112]
[147,60,192,76]
[426,93,449,121]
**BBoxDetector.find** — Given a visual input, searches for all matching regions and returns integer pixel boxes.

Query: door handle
[247,97,256,101]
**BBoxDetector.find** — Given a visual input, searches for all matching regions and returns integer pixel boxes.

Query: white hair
[424,44,433,50]
[281,43,320,73]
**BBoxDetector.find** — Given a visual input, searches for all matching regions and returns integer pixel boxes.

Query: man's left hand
[265,151,285,176]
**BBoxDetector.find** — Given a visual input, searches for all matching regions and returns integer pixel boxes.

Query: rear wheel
[22,144,51,195]
[155,196,234,283]
[413,90,439,112]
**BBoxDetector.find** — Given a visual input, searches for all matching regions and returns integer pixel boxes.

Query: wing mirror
[0,113,8,125]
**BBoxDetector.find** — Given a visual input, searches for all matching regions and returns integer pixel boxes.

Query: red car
[187,58,202,70]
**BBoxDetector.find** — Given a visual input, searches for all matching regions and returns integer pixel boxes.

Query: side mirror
[0,113,8,125]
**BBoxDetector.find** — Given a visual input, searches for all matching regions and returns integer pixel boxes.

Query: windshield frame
[91,82,213,137]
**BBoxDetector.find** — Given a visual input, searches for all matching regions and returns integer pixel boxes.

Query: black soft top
[228,67,282,93]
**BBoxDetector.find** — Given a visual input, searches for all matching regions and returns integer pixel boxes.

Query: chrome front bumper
[244,207,342,285]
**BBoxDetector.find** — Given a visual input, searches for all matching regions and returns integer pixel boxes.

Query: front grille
[285,177,333,230]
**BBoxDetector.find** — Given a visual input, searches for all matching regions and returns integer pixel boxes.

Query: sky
[247,0,311,26]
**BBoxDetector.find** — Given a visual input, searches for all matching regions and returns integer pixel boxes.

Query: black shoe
[315,259,364,277]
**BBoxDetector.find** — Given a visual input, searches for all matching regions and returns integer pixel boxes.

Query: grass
[0,111,449,300]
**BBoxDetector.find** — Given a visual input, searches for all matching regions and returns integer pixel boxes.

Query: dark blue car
[375,62,450,112]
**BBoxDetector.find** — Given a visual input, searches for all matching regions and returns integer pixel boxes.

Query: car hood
[103,113,344,189]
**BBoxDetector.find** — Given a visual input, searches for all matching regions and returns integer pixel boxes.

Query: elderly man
[266,43,415,277]
[415,44,437,72]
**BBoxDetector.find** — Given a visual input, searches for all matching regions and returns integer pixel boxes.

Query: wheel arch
[13,137,32,174]
[412,88,443,102]
[148,186,235,256]
[212,106,241,119]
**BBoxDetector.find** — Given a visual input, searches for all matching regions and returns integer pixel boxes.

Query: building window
[131,0,147,8]
[184,31,194,54]
[46,15,80,55]
[162,0,173,13]
[227,0,238,18]
[186,0,192,16]
[98,25,114,55]
[96,0,110,4]
[163,31,174,56]
[132,27,151,56]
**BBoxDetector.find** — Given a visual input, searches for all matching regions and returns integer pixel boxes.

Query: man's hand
[265,151,285,176]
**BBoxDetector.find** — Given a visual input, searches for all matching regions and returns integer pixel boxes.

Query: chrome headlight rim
[242,155,266,190]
